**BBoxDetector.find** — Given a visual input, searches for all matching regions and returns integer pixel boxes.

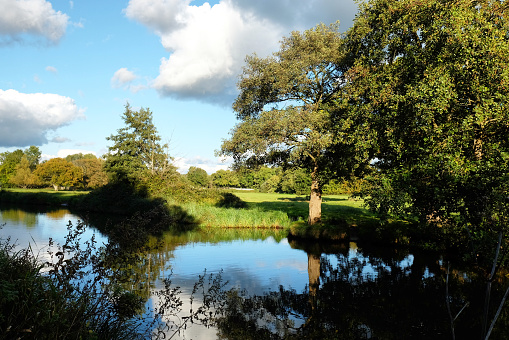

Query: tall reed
[182,202,292,228]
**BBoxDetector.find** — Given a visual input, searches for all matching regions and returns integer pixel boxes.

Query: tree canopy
[34,158,83,190]
[9,156,37,189]
[67,154,108,189]
[341,0,509,265]
[186,166,209,187]
[105,104,170,182]
[0,146,41,187]
[220,23,350,224]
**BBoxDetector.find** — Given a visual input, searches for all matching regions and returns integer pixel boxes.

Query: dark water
[1,206,508,339]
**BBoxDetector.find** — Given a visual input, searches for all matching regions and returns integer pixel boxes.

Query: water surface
[1,206,508,339]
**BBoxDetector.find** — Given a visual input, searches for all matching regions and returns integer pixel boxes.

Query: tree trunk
[305,253,321,329]
[308,167,322,225]
[307,253,321,309]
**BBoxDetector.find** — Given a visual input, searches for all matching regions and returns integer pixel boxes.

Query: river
[1,205,508,339]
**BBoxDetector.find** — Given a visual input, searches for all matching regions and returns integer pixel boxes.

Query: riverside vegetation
[2,0,509,338]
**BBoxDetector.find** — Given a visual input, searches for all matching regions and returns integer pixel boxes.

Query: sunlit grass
[182,202,292,228]
[4,188,89,195]
[0,188,89,206]
[230,190,378,226]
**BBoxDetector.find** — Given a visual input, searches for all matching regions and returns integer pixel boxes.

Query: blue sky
[0,0,358,173]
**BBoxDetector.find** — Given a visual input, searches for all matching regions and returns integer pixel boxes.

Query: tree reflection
[215,243,509,340]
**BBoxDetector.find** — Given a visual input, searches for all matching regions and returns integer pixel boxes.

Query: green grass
[230,190,378,226]
[0,187,89,206]
[182,202,292,228]
[4,187,88,194]
[1,187,392,241]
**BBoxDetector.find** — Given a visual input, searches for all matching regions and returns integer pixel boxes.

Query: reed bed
[181,202,292,229]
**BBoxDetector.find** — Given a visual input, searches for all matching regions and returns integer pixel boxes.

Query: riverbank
[0,187,424,248]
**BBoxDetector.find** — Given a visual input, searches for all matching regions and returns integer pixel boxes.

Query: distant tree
[65,153,96,163]
[279,168,311,195]
[24,146,41,171]
[65,153,108,189]
[211,169,240,188]
[0,149,24,187]
[186,166,209,187]
[73,158,108,189]
[105,104,170,182]
[9,156,37,189]
[34,158,83,191]
[237,168,255,188]
[219,23,349,224]
[252,167,281,193]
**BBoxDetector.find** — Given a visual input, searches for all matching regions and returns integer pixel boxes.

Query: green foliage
[0,146,42,187]
[342,0,509,266]
[322,177,367,195]
[237,168,255,188]
[33,158,83,190]
[211,169,240,188]
[220,23,362,224]
[105,103,170,182]
[65,152,96,162]
[8,156,38,189]
[24,145,41,171]
[0,223,148,339]
[252,166,281,193]
[0,149,23,187]
[144,168,221,205]
[68,154,108,189]
[279,168,311,195]
[186,166,210,187]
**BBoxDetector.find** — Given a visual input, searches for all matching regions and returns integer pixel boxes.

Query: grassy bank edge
[0,188,424,247]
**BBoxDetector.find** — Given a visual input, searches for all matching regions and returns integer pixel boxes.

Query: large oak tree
[342,0,509,271]
[220,23,349,224]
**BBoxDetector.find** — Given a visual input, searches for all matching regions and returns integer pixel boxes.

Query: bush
[0,224,147,339]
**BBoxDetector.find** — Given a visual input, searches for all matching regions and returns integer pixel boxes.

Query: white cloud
[124,0,359,104]
[111,68,137,86]
[111,68,146,92]
[0,0,69,44]
[173,155,231,174]
[0,89,85,147]
[46,66,58,73]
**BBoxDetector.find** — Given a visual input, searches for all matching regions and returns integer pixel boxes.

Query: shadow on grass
[250,199,377,227]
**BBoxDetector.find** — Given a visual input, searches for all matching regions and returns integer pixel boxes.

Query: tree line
[0,148,107,191]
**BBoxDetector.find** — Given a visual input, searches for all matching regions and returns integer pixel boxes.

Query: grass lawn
[5,188,90,196]
[226,190,412,243]
[0,188,90,206]
[230,190,378,226]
